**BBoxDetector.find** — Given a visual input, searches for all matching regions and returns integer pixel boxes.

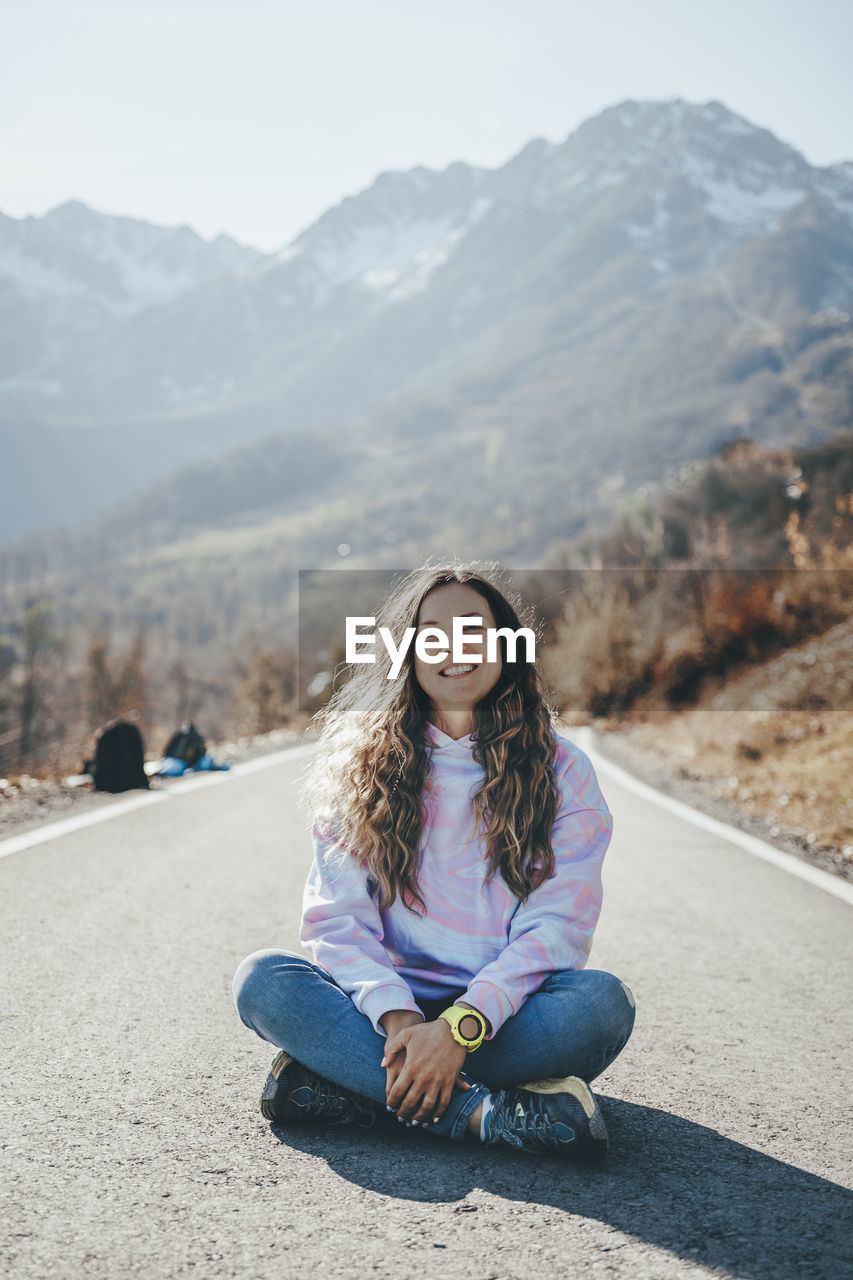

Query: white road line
[576,727,853,907]
[0,790,169,859]
[4,733,852,907]
[0,743,317,861]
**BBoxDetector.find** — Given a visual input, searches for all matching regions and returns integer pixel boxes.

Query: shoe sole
[259,1051,295,1122]
[517,1074,610,1156]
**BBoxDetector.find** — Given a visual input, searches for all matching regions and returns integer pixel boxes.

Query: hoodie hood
[425,721,477,752]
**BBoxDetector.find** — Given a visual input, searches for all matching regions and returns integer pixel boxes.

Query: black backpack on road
[92,720,150,793]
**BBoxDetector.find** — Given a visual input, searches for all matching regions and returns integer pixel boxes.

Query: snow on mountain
[1,200,261,313]
[275,198,495,303]
[0,201,264,390]
[264,163,491,305]
[519,98,853,286]
[816,161,853,222]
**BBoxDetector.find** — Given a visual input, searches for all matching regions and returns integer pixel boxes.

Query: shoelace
[300,1075,350,1118]
[299,1073,375,1125]
[493,1097,560,1148]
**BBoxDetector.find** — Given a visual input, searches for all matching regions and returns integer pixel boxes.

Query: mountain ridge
[5,96,851,416]
[1,96,852,541]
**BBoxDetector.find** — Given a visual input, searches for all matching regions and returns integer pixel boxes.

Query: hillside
[592,615,853,878]
[1,429,851,787]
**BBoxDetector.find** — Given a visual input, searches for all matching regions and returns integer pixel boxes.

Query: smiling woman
[232,559,636,1159]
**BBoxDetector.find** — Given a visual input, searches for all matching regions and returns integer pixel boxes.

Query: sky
[3,0,853,253]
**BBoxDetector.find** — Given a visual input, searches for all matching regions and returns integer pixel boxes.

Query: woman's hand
[380,1009,424,1041]
[379,1009,425,1110]
[381,1019,471,1125]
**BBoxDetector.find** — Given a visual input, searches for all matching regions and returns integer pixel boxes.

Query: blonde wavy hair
[301,560,561,914]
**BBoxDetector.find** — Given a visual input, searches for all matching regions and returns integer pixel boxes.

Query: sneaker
[260,1051,382,1129]
[483,1074,609,1160]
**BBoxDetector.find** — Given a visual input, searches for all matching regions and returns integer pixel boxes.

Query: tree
[17,601,62,769]
[241,645,298,734]
[86,626,149,730]
[0,633,16,775]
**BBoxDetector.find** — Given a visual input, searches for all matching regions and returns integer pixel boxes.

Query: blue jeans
[232,950,636,1142]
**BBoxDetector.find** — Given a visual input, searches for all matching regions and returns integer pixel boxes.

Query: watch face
[457,1010,485,1043]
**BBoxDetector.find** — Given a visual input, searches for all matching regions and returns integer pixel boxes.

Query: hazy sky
[4,0,852,252]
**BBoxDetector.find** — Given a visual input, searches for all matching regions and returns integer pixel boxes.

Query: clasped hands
[379,1009,473,1127]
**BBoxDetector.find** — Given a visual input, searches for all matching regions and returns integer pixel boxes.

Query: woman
[233,563,636,1158]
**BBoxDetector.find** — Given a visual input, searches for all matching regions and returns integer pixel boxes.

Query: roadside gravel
[589,723,853,884]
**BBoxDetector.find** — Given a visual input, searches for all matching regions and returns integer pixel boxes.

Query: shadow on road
[271,1096,852,1279]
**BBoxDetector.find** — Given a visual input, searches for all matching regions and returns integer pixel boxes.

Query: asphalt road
[1,743,851,1280]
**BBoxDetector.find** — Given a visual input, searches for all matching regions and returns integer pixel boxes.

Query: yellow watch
[438,1004,487,1052]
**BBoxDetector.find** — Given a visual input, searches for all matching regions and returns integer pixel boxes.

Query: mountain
[1,97,853,541]
[0,200,262,386]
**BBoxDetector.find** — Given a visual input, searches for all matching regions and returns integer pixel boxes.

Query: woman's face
[412,583,503,723]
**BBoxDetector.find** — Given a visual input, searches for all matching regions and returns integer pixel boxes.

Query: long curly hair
[301,559,561,914]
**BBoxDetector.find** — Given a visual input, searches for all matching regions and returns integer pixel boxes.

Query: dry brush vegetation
[539,435,853,861]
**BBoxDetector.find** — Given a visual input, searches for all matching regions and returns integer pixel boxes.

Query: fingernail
[432,1117,440,1124]
[397,1116,404,1123]
[411,1120,419,1127]
[380,1059,386,1067]
[386,1105,394,1112]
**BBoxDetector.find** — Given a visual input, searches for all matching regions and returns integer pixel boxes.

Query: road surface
[1,743,851,1279]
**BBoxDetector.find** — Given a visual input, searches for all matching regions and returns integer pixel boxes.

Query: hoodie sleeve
[461,743,612,1039]
[299,822,424,1036]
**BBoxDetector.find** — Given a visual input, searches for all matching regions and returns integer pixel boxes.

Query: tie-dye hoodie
[300,721,613,1039]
